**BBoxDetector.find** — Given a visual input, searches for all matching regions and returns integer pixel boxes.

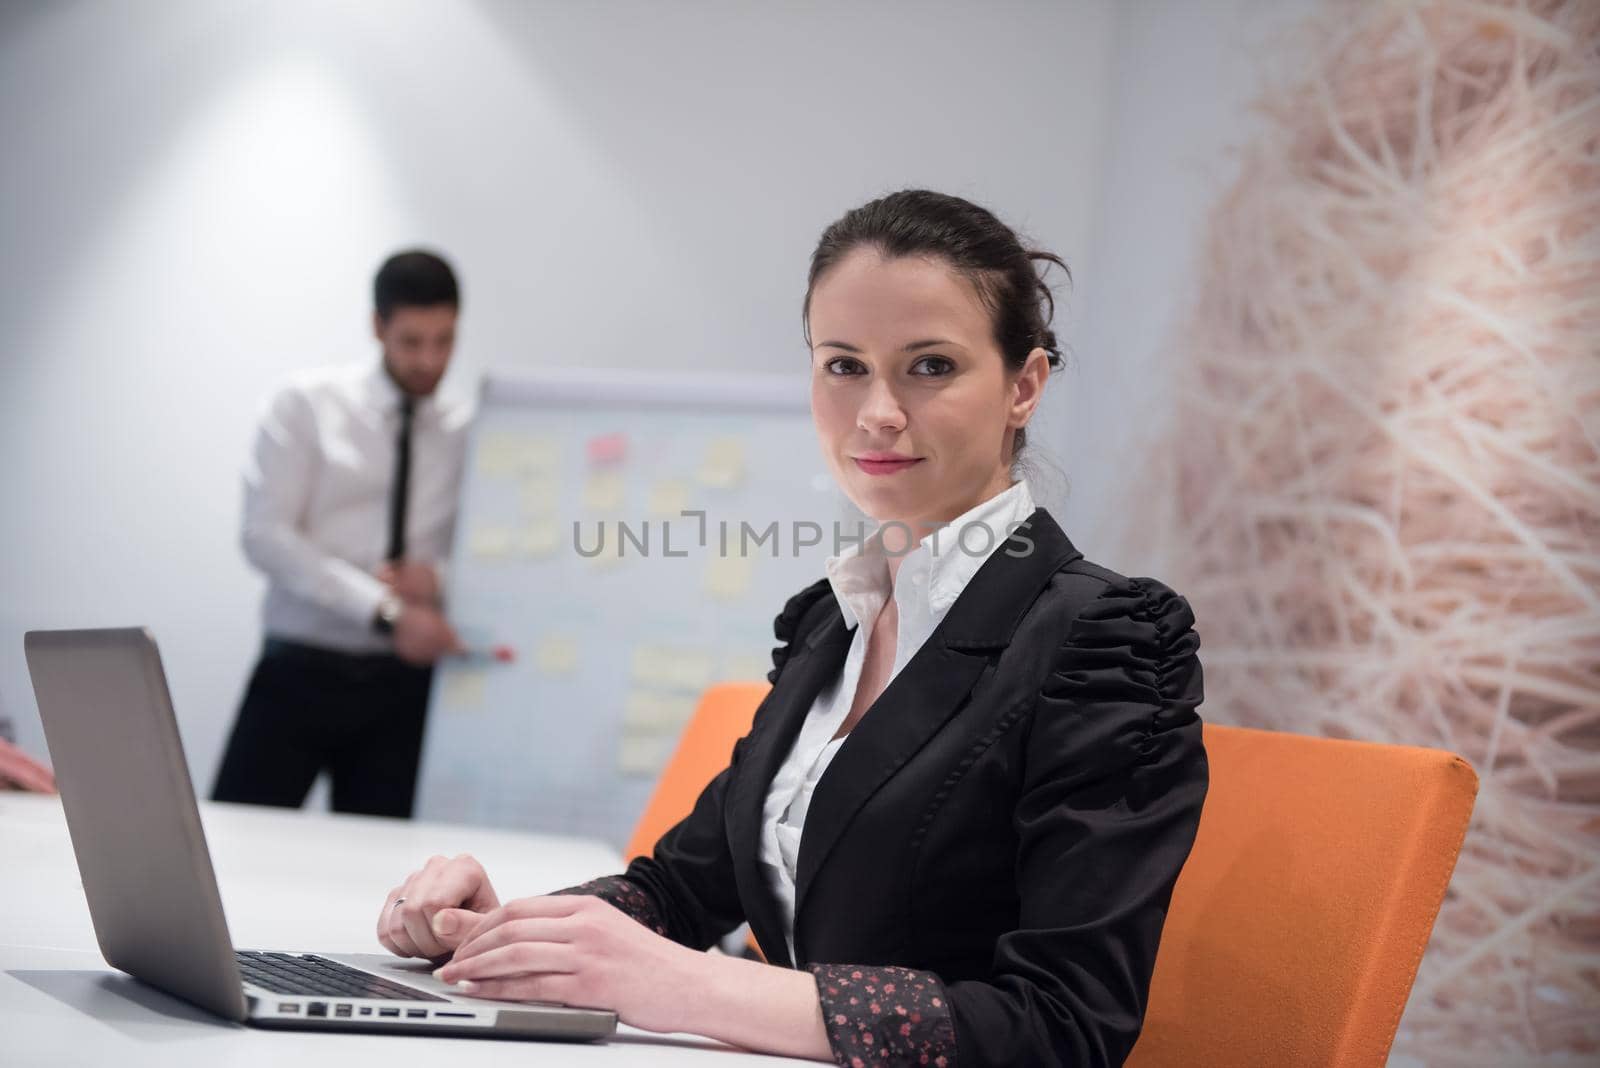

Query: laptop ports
[378,1007,400,1017]
[335,1004,352,1018]
[307,1002,327,1017]
[277,1003,300,1014]
[406,1009,427,1019]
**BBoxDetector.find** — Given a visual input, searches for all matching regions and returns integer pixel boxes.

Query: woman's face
[808,247,1047,538]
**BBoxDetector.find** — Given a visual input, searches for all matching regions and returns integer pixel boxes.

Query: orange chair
[1127,725,1478,1068]
[625,681,771,863]
[630,689,1478,1068]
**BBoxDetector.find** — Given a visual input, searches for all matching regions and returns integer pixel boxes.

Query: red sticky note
[586,432,628,466]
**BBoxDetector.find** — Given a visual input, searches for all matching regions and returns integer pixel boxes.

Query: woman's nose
[857,378,907,433]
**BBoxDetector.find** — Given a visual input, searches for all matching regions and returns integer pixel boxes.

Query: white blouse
[757,479,1038,962]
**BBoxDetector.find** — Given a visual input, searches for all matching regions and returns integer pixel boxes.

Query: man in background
[212,250,470,818]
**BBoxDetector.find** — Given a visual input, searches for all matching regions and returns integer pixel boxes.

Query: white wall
[0,0,1116,795]
[1063,0,1318,565]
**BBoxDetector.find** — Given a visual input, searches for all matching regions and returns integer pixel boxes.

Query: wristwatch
[372,592,404,635]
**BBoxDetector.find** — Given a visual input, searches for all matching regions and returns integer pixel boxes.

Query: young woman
[376,190,1208,1066]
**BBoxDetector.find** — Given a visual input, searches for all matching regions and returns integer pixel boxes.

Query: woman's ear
[1008,347,1051,428]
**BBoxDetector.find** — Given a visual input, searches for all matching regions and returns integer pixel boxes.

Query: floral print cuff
[807,963,958,1067]
[550,875,670,939]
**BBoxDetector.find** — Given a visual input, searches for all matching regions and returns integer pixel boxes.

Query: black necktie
[386,396,414,562]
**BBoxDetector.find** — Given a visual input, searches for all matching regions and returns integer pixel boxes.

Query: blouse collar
[824,479,1037,632]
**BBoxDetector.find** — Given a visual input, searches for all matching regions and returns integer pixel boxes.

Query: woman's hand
[377,854,500,960]
[435,894,702,1034]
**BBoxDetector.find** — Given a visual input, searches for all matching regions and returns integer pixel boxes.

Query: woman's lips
[853,456,923,476]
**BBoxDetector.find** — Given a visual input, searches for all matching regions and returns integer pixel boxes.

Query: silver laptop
[24,627,617,1042]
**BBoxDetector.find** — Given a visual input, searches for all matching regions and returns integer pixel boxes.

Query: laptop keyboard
[236,951,448,1002]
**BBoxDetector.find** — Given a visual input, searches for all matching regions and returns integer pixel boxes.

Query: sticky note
[586,431,628,467]
[441,668,486,709]
[476,434,558,477]
[475,436,514,477]
[617,734,672,776]
[721,653,772,683]
[622,691,669,729]
[662,652,715,691]
[659,695,698,728]
[582,471,626,511]
[648,479,690,517]
[704,553,753,601]
[515,437,561,474]
[536,635,579,676]
[469,524,515,559]
[697,437,745,489]
[519,518,562,558]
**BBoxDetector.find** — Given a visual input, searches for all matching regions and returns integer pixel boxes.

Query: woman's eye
[824,356,865,376]
[911,355,954,376]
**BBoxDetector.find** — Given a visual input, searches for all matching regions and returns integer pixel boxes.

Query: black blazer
[586,508,1208,1067]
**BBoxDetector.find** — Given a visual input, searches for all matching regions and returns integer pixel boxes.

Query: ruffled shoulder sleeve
[1037,574,1203,776]
[766,576,836,684]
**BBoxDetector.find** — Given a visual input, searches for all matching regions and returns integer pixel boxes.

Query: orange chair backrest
[631,690,1478,1068]
[1128,724,1478,1068]
[625,681,771,862]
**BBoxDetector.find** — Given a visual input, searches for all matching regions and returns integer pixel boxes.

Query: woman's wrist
[674,951,833,1062]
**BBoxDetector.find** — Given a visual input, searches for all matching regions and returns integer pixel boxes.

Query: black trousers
[211,639,433,818]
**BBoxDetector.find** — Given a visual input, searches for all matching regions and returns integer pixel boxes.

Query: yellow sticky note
[622,691,668,729]
[441,668,486,709]
[662,651,715,691]
[507,436,560,474]
[469,524,515,559]
[659,695,699,729]
[704,553,753,601]
[536,635,579,676]
[475,435,514,477]
[696,437,745,489]
[721,653,771,683]
[617,734,671,777]
[648,479,690,517]
[519,518,562,558]
[582,470,626,511]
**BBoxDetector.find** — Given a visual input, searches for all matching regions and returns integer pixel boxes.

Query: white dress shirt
[758,479,1038,962]
[242,362,471,654]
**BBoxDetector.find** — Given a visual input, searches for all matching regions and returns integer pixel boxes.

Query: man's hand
[392,604,464,666]
[379,854,501,960]
[377,560,442,606]
[0,739,57,793]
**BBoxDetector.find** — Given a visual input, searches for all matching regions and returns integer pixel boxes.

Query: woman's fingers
[380,862,434,957]
[394,856,454,958]
[382,885,423,957]
[379,854,503,959]
[379,872,431,958]
[440,940,579,985]
[454,972,579,1006]
[375,886,407,955]
[431,855,500,914]
[450,896,585,959]
[447,916,575,968]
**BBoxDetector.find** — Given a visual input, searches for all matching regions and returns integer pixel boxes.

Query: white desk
[1,794,811,1066]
